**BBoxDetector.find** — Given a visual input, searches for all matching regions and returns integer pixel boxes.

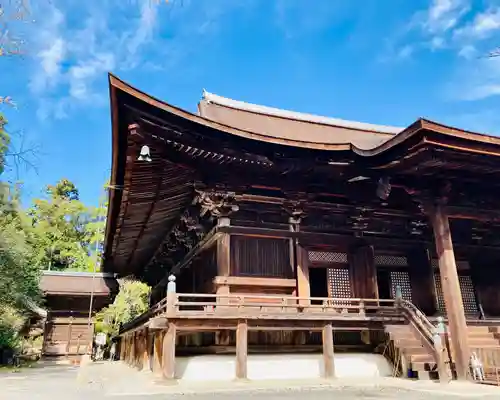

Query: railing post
[359,300,365,316]
[166,275,177,317]
[395,285,402,307]
[433,326,450,384]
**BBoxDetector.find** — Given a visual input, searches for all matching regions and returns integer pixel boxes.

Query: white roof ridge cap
[201,90,403,135]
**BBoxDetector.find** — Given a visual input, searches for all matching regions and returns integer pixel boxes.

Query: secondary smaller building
[40,271,118,361]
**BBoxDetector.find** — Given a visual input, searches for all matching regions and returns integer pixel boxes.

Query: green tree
[29,179,105,272]
[0,118,41,351]
[95,280,150,337]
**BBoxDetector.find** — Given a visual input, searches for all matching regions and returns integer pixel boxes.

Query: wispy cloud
[29,7,65,94]
[454,7,500,40]
[448,57,500,101]
[420,0,470,35]
[28,0,254,120]
[29,0,160,120]
[386,0,500,102]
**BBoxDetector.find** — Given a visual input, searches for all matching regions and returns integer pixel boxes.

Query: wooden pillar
[216,228,231,312]
[162,323,177,379]
[65,317,73,358]
[130,333,136,366]
[135,332,143,369]
[126,336,132,364]
[429,204,470,380]
[136,333,142,369]
[348,243,377,299]
[235,320,248,380]
[153,331,163,376]
[296,245,310,305]
[407,247,437,315]
[124,336,128,363]
[217,233,231,276]
[143,328,150,371]
[322,323,335,379]
[119,338,126,361]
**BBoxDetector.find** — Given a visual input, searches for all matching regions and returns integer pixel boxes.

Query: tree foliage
[0,118,41,350]
[28,179,106,272]
[95,280,150,337]
[0,116,108,351]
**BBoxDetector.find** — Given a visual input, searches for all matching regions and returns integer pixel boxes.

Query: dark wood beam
[152,227,220,293]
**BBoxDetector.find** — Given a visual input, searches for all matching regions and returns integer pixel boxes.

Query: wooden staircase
[386,322,500,381]
[386,324,438,379]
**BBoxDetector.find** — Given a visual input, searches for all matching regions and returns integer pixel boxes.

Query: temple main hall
[103,74,500,383]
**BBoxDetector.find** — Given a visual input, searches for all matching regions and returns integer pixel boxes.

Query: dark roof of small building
[40,270,118,296]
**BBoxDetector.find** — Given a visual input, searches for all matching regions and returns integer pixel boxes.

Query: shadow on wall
[175,353,392,382]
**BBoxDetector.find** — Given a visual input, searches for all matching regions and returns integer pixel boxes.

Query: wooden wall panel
[407,247,436,315]
[348,244,377,299]
[231,236,292,278]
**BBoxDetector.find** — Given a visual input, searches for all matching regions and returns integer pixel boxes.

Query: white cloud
[126,0,158,64]
[397,45,414,59]
[421,0,470,34]
[429,36,446,50]
[447,57,500,101]
[29,7,65,93]
[69,53,116,101]
[29,1,160,120]
[457,44,477,58]
[454,7,500,39]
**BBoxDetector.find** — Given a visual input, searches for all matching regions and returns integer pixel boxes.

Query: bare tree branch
[2,125,40,179]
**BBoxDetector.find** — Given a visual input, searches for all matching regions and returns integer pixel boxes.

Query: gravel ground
[1,362,499,400]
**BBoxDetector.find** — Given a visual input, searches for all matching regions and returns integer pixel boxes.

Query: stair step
[409,354,435,363]
[402,347,429,355]
[411,361,438,372]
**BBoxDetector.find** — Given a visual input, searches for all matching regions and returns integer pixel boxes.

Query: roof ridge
[202,90,403,135]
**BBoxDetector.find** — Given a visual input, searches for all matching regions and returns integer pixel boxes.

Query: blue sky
[2,0,500,206]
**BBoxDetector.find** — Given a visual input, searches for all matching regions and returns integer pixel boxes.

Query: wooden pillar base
[162,323,177,380]
[153,331,163,376]
[322,323,335,379]
[235,320,248,380]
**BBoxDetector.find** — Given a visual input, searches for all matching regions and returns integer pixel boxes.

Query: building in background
[40,271,118,362]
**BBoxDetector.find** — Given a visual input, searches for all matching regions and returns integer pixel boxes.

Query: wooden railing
[119,293,400,333]
[471,347,500,385]
[399,299,450,383]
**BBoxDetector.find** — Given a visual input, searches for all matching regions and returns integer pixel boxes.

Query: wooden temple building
[104,74,500,383]
[40,271,118,361]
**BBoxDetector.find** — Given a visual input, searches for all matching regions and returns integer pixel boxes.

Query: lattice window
[327,268,352,302]
[434,273,446,313]
[460,275,478,315]
[431,259,470,270]
[309,251,348,264]
[434,273,478,315]
[375,255,408,267]
[389,270,413,302]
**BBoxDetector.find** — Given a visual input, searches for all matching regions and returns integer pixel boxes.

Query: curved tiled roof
[199,90,404,150]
